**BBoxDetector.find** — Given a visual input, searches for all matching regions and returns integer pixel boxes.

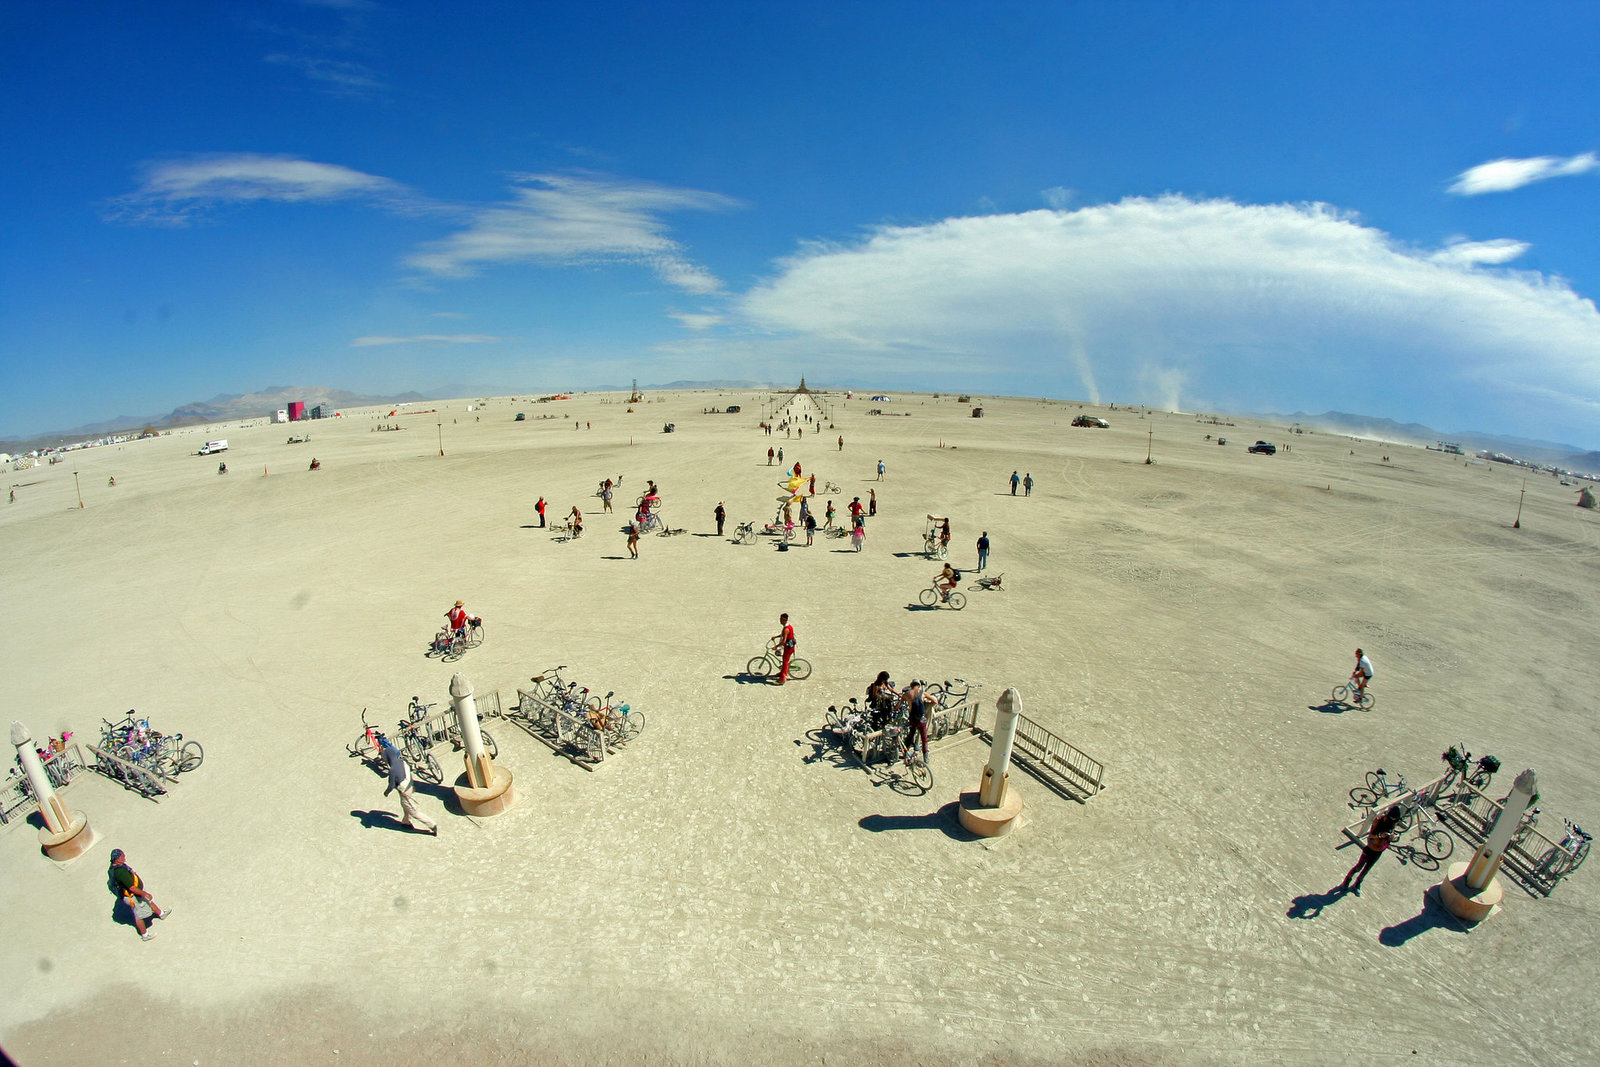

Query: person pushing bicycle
[447,600,481,639]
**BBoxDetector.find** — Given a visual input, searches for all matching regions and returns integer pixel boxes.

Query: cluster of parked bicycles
[821,678,984,795]
[1347,742,1591,881]
[93,711,204,794]
[512,665,644,762]
[349,696,500,785]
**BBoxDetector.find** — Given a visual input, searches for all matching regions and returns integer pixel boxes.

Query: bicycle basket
[1477,755,1501,774]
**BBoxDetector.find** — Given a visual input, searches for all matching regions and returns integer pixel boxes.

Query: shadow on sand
[859,803,981,841]
[1310,700,1350,714]
[1379,886,1473,947]
[1286,886,1350,919]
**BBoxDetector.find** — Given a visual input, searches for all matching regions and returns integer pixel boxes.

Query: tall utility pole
[1145,428,1154,465]
[73,470,84,508]
[1513,477,1526,528]
[437,421,444,457]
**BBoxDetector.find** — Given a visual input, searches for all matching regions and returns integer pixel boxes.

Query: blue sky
[3,1,1599,447]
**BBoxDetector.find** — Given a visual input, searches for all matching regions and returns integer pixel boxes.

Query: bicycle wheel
[1467,769,1491,791]
[619,711,644,741]
[789,657,812,681]
[909,756,933,791]
[1389,805,1416,835]
[465,624,484,649]
[947,592,966,610]
[1355,690,1374,711]
[919,588,938,607]
[1349,786,1379,807]
[579,724,606,760]
[825,706,849,734]
[478,730,498,759]
[928,711,948,741]
[417,752,442,783]
[174,741,203,774]
[747,655,772,678]
[1364,771,1386,793]
[1422,829,1454,861]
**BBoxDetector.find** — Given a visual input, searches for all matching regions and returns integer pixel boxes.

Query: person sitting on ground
[217,462,227,474]
[309,458,320,470]
[935,562,958,599]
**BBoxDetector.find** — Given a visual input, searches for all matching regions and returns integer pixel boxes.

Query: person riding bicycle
[1353,648,1374,699]
[934,563,958,600]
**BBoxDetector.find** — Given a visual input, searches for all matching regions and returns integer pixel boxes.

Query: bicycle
[349,709,389,772]
[1348,768,1407,809]
[397,721,444,783]
[918,584,966,610]
[819,480,841,495]
[1535,819,1591,880]
[972,573,1004,591]
[587,691,644,745]
[151,731,203,778]
[922,532,948,560]
[747,644,812,681]
[430,619,484,659]
[922,678,982,739]
[1388,793,1455,860]
[734,521,757,544]
[880,715,933,793]
[1331,676,1375,710]
[636,511,664,534]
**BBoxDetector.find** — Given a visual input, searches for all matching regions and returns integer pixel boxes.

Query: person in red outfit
[772,613,796,685]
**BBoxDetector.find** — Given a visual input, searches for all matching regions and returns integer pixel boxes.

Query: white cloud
[735,196,1600,438]
[1448,152,1598,195]
[350,334,507,347]
[105,154,413,223]
[265,53,386,93]
[404,173,739,293]
[1042,186,1075,209]
[668,312,726,330]
[1429,238,1531,267]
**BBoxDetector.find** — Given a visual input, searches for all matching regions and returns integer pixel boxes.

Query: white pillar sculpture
[958,688,1026,837]
[448,673,515,817]
[1440,768,1538,922]
[12,721,93,860]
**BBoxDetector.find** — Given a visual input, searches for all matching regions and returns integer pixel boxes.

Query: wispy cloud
[104,153,417,223]
[1428,238,1531,267]
[265,53,386,93]
[350,334,507,347]
[735,196,1600,438]
[1041,186,1075,209]
[403,173,740,293]
[1448,152,1599,195]
[668,312,726,330]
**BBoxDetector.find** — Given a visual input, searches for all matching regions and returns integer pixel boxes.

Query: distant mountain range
[1266,411,1600,476]
[5,387,1596,475]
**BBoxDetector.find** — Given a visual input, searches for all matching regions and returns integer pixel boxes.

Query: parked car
[515,412,526,421]
[1072,415,1109,428]
[726,405,741,413]
[1247,441,1277,455]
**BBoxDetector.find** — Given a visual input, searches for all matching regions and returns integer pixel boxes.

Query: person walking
[877,459,885,480]
[767,447,774,466]
[848,496,864,525]
[109,849,171,941]
[626,522,640,559]
[601,486,613,513]
[868,488,876,517]
[772,613,797,685]
[804,512,817,545]
[1023,473,1033,496]
[382,737,437,834]
[824,500,836,529]
[1337,806,1402,895]
[778,447,784,464]
[714,502,726,536]
[535,497,547,527]
[838,435,844,451]
[976,531,990,571]
[1010,470,1020,495]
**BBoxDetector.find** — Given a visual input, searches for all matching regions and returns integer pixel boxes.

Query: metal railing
[88,743,170,799]
[508,687,610,768]
[1343,771,1584,896]
[1003,714,1107,802]
[401,691,503,748]
[2,743,95,826]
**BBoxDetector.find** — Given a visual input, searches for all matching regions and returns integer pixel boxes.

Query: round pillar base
[958,782,1024,837]
[40,811,94,861]
[1438,861,1502,922]
[453,764,514,817]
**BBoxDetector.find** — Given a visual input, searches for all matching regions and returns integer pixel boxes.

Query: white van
[198,439,229,455]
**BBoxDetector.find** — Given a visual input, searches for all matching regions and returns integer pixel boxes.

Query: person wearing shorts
[110,849,171,941]
[1354,649,1374,698]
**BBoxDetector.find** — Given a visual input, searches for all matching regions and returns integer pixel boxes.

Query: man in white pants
[382,738,437,834]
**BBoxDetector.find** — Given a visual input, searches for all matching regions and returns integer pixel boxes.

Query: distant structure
[1578,486,1597,509]
[628,378,643,404]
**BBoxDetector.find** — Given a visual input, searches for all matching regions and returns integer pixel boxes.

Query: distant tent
[1578,486,1597,509]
